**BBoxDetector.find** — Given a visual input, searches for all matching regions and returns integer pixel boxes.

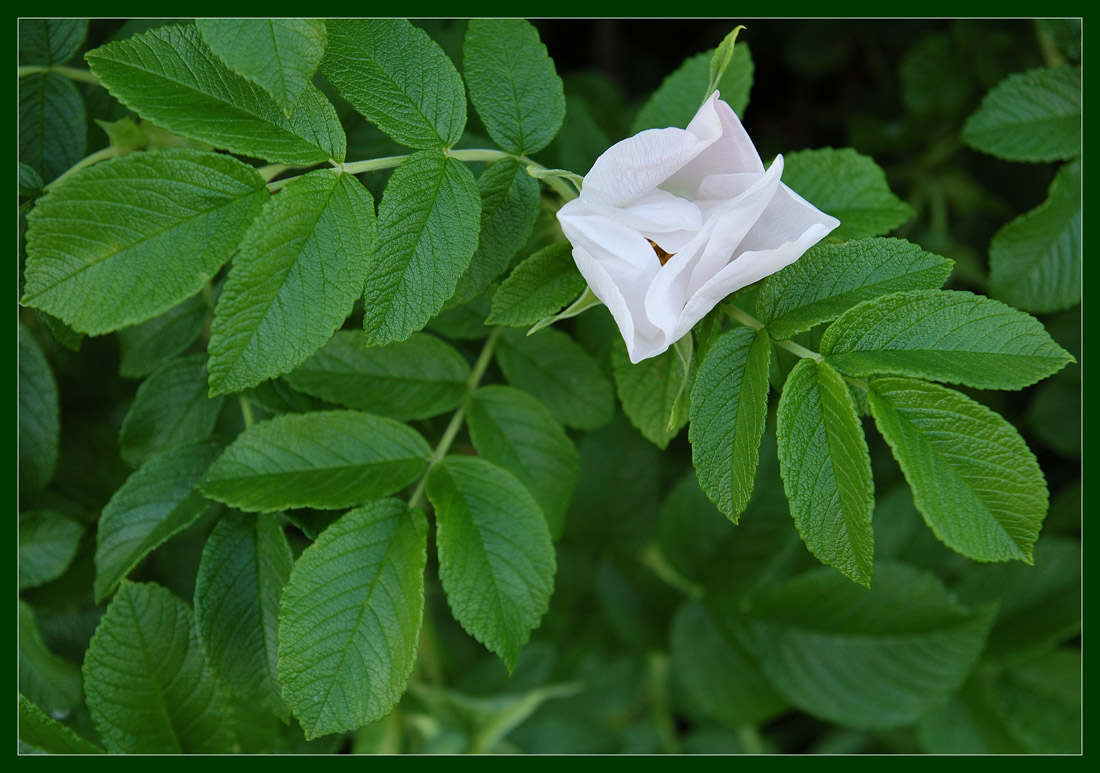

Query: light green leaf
[278,500,427,739]
[488,243,587,328]
[707,26,746,97]
[740,563,996,729]
[207,170,377,395]
[990,160,1081,312]
[197,19,327,113]
[777,359,875,586]
[22,149,267,335]
[631,43,753,133]
[19,600,83,715]
[118,292,208,378]
[362,151,481,346]
[612,338,691,450]
[467,385,580,539]
[821,290,1073,390]
[194,512,293,723]
[19,322,60,493]
[285,330,469,421]
[86,24,345,164]
[118,354,224,467]
[19,72,86,183]
[868,377,1048,562]
[756,238,954,340]
[322,19,466,149]
[782,148,914,240]
[94,439,222,601]
[463,19,565,154]
[688,327,771,523]
[428,456,556,670]
[83,581,234,753]
[18,693,103,754]
[199,410,429,512]
[963,66,1081,162]
[19,19,88,65]
[19,509,84,590]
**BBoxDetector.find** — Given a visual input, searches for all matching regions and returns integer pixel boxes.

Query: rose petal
[584,188,702,236]
[661,93,764,199]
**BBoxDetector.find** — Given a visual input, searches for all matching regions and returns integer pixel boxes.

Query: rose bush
[557,91,839,362]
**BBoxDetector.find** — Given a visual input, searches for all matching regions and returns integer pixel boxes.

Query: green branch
[18,64,100,85]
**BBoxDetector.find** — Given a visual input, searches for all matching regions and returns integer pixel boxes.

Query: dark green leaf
[19,19,88,64]
[19,322,60,492]
[612,338,691,450]
[631,44,753,133]
[18,693,103,754]
[118,292,208,379]
[19,509,84,590]
[19,600,83,715]
[19,72,87,183]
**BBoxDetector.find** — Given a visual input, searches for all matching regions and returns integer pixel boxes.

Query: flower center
[646,238,675,266]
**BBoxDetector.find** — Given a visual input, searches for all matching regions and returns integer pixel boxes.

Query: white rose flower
[556,91,840,363]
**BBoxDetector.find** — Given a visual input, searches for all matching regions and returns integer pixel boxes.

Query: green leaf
[19,322,60,493]
[207,170,377,395]
[19,600,83,715]
[18,693,103,754]
[83,581,234,753]
[611,338,691,450]
[86,24,346,164]
[756,238,954,340]
[993,649,1081,753]
[821,290,1073,390]
[285,330,469,421]
[19,19,88,65]
[194,512,293,723]
[739,563,996,729]
[199,410,430,512]
[449,158,540,307]
[655,471,736,585]
[322,19,466,149]
[362,151,481,346]
[428,290,493,341]
[118,292,208,379]
[278,500,427,738]
[488,243,587,328]
[467,385,580,539]
[463,19,565,154]
[631,43,754,133]
[428,456,556,670]
[990,160,1081,313]
[196,19,327,113]
[963,66,1081,162]
[868,377,1048,563]
[118,354,224,467]
[244,378,333,415]
[707,26,746,97]
[688,327,771,523]
[495,328,614,431]
[22,149,267,335]
[94,439,222,601]
[781,148,914,240]
[19,162,44,198]
[777,359,875,586]
[19,72,87,183]
[19,509,84,590]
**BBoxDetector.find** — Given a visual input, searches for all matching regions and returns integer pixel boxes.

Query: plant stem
[237,396,255,428]
[647,653,681,754]
[724,303,822,362]
[18,64,100,85]
[45,146,122,191]
[738,724,766,755]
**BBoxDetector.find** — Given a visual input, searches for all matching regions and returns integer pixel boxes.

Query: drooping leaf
[821,290,1073,390]
[631,43,754,133]
[868,377,1048,563]
[488,242,587,328]
[18,509,84,590]
[611,338,691,450]
[18,322,60,493]
[278,500,427,738]
[207,170,377,395]
[86,24,345,164]
[19,600,83,715]
[83,581,234,753]
[22,149,267,335]
[199,410,429,512]
[428,456,556,670]
[18,693,103,754]
[19,19,88,65]
[118,292,208,379]
[362,151,481,346]
[19,72,86,183]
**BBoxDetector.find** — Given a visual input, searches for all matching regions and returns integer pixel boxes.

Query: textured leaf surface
[467,385,580,538]
[19,600,83,715]
[688,327,771,523]
[782,148,913,240]
[83,581,233,753]
[990,160,1081,312]
[194,512,293,722]
[22,149,267,335]
[496,328,614,430]
[208,170,377,394]
[612,339,691,449]
[199,411,429,512]
[278,500,427,738]
[19,72,86,183]
[119,354,224,467]
[197,19,326,112]
[963,66,1081,162]
[821,290,1073,390]
[87,24,345,164]
[94,439,221,601]
[631,44,753,133]
[488,243,587,328]
[428,456,556,670]
[285,330,468,421]
[322,19,465,148]
[756,238,954,340]
[118,292,208,378]
[18,322,60,492]
[18,509,84,590]
[777,359,875,586]
[741,563,996,729]
[18,693,103,754]
[19,19,88,64]
[868,378,1049,563]
[463,19,565,154]
[362,151,481,346]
